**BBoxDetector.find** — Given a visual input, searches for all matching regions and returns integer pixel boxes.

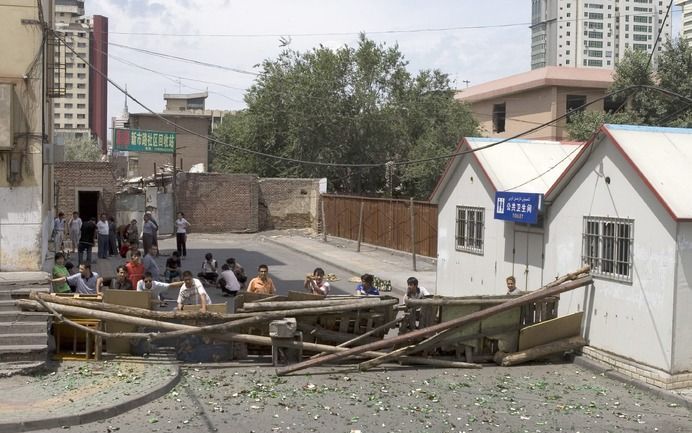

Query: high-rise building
[677,0,692,44]
[53,0,108,153]
[531,0,672,70]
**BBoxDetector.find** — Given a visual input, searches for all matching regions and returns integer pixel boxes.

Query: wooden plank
[518,311,584,351]
[287,291,325,301]
[102,289,151,354]
[495,336,587,366]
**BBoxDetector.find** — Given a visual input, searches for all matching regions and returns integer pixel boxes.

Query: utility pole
[462,80,470,88]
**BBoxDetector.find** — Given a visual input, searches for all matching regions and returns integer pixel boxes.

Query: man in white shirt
[218,264,241,297]
[53,212,66,253]
[178,271,212,312]
[403,276,431,302]
[136,272,184,306]
[96,214,110,259]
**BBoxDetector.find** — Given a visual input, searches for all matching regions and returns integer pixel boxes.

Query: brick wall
[176,172,259,232]
[54,161,119,218]
[258,178,320,231]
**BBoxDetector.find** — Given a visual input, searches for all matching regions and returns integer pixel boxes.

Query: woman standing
[175,212,190,259]
[67,211,82,255]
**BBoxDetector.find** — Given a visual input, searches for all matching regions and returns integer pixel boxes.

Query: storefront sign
[113,128,176,154]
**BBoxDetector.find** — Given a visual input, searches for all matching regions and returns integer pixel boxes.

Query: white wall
[545,138,677,372]
[673,222,692,373]
[436,157,519,296]
[0,186,44,270]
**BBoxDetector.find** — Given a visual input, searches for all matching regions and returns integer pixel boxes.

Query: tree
[212,35,478,198]
[567,38,692,141]
[63,134,102,161]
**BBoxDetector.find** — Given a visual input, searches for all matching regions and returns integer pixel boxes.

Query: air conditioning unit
[0,83,14,149]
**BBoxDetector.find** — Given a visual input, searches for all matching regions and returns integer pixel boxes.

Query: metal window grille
[456,206,485,254]
[582,216,633,282]
[46,34,67,98]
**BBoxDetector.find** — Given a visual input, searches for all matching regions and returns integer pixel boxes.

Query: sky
[84,0,682,127]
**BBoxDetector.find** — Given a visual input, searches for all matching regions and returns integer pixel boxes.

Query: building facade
[531,0,672,69]
[677,0,692,44]
[455,66,614,141]
[52,0,108,153]
[0,0,55,271]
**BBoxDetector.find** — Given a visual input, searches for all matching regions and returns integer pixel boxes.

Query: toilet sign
[494,191,542,224]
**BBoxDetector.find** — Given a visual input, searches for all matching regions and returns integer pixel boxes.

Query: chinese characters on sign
[494,191,542,224]
[113,128,176,154]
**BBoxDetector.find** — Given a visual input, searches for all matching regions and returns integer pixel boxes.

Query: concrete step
[0,360,47,377]
[0,333,48,346]
[0,345,48,362]
[0,322,48,335]
[0,300,17,313]
[0,311,50,323]
[0,286,51,300]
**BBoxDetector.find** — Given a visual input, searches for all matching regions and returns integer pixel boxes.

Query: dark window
[492,103,506,133]
[566,95,587,123]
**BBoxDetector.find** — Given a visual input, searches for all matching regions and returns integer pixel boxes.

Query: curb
[573,355,692,410]
[0,364,182,433]
[262,235,407,298]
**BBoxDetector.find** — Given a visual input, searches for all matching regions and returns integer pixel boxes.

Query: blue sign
[494,192,542,224]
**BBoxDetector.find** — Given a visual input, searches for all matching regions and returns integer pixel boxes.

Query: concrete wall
[673,222,692,373]
[470,85,607,141]
[258,178,320,231]
[545,137,677,373]
[0,0,54,271]
[127,113,210,177]
[54,161,119,217]
[176,173,259,233]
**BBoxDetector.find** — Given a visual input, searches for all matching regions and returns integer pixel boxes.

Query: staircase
[0,282,51,377]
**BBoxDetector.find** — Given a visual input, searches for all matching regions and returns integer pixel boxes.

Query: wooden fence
[322,195,438,258]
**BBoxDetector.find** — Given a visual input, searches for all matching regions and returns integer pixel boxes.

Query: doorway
[78,190,100,222]
[512,228,545,292]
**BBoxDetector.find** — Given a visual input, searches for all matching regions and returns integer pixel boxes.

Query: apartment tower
[676,0,692,44]
[531,0,672,69]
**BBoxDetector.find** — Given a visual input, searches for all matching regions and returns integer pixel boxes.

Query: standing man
[96,214,110,259]
[108,216,118,256]
[125,250,145,290]
[175,212,190,259]
[177,271,212,313]
[247,264,277,295]
[51,262,103,295]
[78,217,97,265]
[142,213,157,256]
[143,245,161,282]
[126,219,140,251]
[53,212,66,253]
[67,211,82,255]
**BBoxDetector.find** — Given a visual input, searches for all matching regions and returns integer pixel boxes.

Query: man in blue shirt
[356,273,380,296]
[52,262,103,295]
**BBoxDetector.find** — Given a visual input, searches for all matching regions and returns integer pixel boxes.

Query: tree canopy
[567,38,692,141]
[64,134,102,161]
[212,35,478,198]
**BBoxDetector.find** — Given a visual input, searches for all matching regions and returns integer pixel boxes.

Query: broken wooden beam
[493,335,587,366]
[275,272,592,376]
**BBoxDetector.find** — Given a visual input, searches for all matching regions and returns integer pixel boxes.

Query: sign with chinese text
[494,191,542,224]
[113,128,176,154]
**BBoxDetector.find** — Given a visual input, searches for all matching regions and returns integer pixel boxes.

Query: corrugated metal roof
[604,124,692,220]
[467,137,584,193]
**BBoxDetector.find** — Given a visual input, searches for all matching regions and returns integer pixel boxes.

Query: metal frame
[582,216,634,283]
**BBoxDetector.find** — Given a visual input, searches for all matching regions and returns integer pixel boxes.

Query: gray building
[531,0,672,70]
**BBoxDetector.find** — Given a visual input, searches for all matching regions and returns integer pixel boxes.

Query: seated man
[247,264,277,295]
[218,264,241,297]
[197,252,218,284]
[165,251,182,282]
[356,273,379,296]
[136,271,184,306]
[51,262,103,295]
[403,276,430,302]
[304,267,330,296]
[178,270,212,313]
[226,258,247,288]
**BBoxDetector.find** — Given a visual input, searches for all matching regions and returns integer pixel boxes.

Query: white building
[677,0,692,44]
[430,137,583,295]
[543,123,692,388]
[531,0,672,69]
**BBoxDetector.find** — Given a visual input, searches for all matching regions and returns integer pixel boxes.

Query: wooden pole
[357,200,364,252]
[410,197,416,272]
[321,197,327,242]
[494,336,586,366]
[275,272,592,376]
[240,298,386,312]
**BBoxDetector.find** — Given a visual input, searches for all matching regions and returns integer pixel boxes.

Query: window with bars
[582,216,634,282]
[455,206,485,254]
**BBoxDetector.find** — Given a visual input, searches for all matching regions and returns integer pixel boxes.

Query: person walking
[77,217,97,265]
[108,217,118,256]
[175,212,190,258]
[67,211,82,255]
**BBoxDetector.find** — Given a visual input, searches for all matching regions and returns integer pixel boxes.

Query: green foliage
[63,134,102,161]
[567,38,692,140]
[211,35,478,198]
